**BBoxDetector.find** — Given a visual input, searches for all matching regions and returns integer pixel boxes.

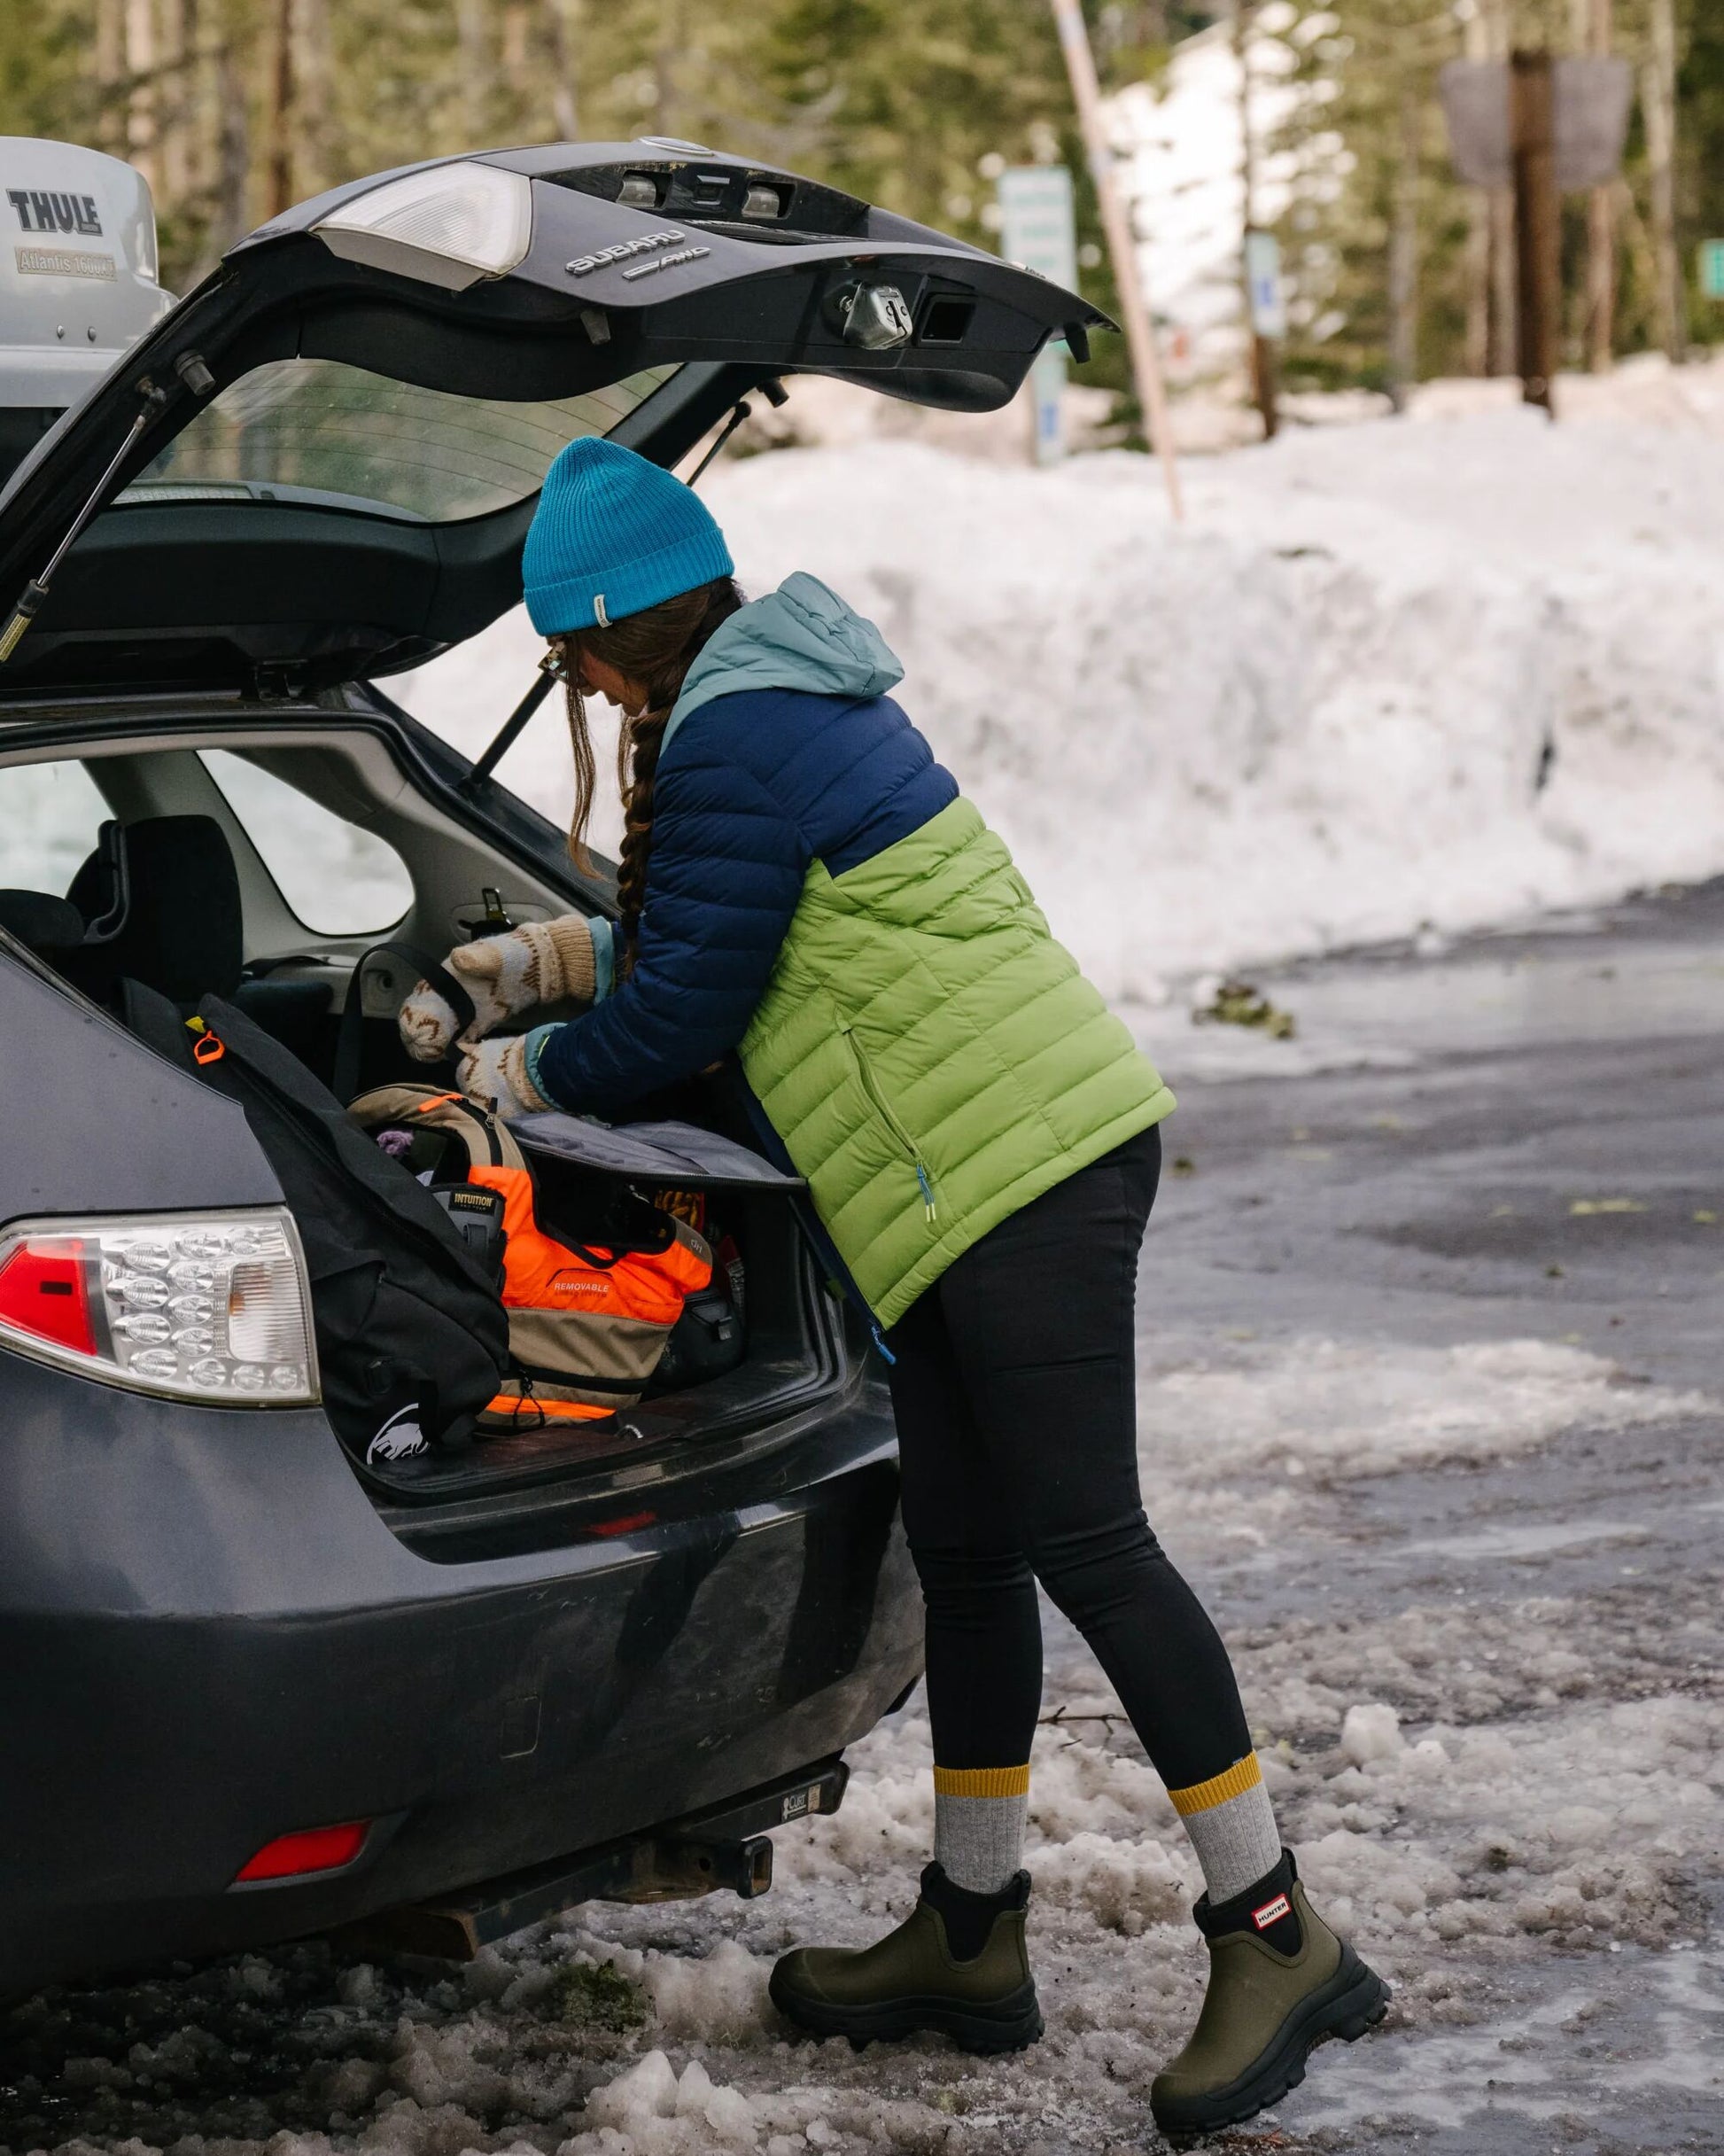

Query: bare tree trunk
[1387,74,1420,409]
[210,25,251,260]
[1486,0,1516,376]
[502,2,531,113]
[1642,0,1685,362]
[126,0,159,191]
[297,0,332,196]
[96,0,127,157]
[1233,0,1277,437]
[551,0,582,140]
[458,0,490,148]
[1462,2,1491,375]
[1584,0,1615,370]
[158,0,190,211]
[653,0,687,143]
[267,0,294,219]
[1610,170,1656,351]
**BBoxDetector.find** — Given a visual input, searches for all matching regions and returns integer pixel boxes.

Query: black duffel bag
[125,984,509,1459]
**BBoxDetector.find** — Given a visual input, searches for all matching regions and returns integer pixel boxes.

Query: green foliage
[1272,0,1718,392]
[0,0,99,142]
[542,1958,649,2032]
[3,0,1717,402]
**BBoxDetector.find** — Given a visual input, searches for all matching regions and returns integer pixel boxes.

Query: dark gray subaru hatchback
[0,142,1103,1996]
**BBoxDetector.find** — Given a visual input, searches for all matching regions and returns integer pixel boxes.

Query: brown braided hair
[552,576,743,968]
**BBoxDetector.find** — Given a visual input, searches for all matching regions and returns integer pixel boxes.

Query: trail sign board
[1439,56,1633,192]
[1701,240,1724,303]
[998,164,1079,463]
[1245,230,1286,340]
[998,163,1078,291]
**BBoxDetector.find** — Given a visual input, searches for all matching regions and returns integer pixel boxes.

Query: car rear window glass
[0,757,111,895]
[120,360,680,524]
[200,751,414,934]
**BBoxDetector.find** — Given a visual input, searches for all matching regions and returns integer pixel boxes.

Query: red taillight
[0,1210,317,1404]
[0,1238,94,1355]
[590,1510,657,1537]
[235,1819,369,1882]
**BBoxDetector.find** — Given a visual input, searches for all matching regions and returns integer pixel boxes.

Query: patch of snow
[1340,1701,1406,1766]
[1140,1335,1709,1490]
[396,411,1724,1004]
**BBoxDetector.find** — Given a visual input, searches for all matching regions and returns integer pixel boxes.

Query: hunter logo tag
[7,188,103,237]
[1252,1891,1293,1932]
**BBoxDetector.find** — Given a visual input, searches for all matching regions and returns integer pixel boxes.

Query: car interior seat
[63,814,333,1062]
[0,887,89,961]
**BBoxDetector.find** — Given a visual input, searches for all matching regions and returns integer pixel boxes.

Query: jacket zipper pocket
[836,1017,937,1225]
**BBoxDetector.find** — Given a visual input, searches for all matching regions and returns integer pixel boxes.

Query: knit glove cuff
[456,1032,555,1118]
[398,915,599,1063]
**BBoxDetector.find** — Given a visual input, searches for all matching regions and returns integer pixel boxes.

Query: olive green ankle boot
[1151,1850,1390,2141]
[769,1863,1044,2054]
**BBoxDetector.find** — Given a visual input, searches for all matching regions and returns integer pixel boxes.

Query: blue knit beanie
[522,437,734,636]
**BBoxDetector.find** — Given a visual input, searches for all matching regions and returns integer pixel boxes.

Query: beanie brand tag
[594,594,609,627]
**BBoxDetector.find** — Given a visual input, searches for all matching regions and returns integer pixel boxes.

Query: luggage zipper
[836,1017,936,1225]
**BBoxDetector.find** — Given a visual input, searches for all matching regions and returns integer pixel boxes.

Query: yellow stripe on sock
[1168,1752,1263,1818]
[933,1763,1030,1799]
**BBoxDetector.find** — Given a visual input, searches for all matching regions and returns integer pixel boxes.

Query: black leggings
[884,1125,1252,1794]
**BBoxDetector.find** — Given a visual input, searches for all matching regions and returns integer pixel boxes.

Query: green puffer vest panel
[740,798,1176,1329]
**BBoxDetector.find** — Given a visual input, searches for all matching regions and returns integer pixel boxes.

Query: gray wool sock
[933,1764,1029,1894]
[1169,1753,1282,1905]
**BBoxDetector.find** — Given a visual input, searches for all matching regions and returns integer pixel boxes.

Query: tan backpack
[347,1085,712,1429]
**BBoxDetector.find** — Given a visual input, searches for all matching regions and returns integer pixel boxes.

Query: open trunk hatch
[0,142,1108,701]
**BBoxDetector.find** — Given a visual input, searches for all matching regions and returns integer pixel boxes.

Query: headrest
[82,814,245,1007]
[121,815,245,1004]
[0,889,85,955]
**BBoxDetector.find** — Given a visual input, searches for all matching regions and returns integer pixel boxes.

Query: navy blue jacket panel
[532,688,958,1117]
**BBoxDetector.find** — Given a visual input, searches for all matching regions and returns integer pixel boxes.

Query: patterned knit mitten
[456,1032,555,1118]
[399,915,598,1062]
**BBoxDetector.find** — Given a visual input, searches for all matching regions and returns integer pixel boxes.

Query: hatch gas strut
[684,377,788,486]
[462,379,789,793]
[462,647,566,792]
[0,364,199,664]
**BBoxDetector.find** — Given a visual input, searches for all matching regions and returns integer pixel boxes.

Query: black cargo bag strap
[334,941,476,1106]
[114,976,199,1070]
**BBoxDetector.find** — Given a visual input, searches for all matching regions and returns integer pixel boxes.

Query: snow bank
[397,408,1724,1004]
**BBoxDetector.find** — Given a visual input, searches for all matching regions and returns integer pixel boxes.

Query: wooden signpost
[1047,0,1184,518]
[1439,52,1634,416]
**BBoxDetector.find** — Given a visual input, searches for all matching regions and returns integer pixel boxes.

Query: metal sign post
[1047,0,1184,520]
[998,164,1078,465]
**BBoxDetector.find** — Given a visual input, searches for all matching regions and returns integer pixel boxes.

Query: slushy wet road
[4,886,1720,2156]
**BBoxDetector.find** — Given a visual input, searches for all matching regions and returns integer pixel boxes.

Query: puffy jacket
[529,575,1173,1326]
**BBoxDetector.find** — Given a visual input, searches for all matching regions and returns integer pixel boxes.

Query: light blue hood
[662,572,905,756]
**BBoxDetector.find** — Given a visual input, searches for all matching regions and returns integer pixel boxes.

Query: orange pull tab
[192,1030,226,1065]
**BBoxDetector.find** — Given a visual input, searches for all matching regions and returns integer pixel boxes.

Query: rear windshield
[117,358,680,523]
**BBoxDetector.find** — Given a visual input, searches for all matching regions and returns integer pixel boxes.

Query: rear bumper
[0,1352,920,1995]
